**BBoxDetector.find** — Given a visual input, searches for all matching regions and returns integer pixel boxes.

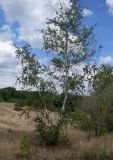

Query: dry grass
[0,103,35,159]
[1,103,113,159]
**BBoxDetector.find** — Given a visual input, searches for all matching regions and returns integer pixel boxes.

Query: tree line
[0,87,81,111]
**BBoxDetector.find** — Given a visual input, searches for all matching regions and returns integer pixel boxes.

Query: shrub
[54,94,82,112]
[20,135,33,159]
[70,109,108,137]
[14,100,25,109]
[35,111,64,145]
[70,110,93,137]
[106,109,113,132]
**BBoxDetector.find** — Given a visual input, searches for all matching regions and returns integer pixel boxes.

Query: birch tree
[43,0,98,110]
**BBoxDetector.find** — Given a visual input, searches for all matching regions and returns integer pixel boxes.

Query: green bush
[70,109,108,137]
[20,135,32,158]
[106,108,113,132]
[35,111,64,145]
[14,100,25,109]
[54,94,82,112]
[70,110,93,136]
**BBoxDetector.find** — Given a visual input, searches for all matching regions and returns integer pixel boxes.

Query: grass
[0,103,35,159]
[0,102,113,159]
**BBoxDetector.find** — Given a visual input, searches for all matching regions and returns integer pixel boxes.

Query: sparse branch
[14,44,49,112]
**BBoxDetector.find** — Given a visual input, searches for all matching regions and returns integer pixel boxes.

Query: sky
[0,0,113,89]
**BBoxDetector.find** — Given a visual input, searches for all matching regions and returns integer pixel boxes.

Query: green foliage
[35,112,64,145]
[0,87,17,102]
[15,44,42,88]
[42,0,98,110]
[83,98,107,136]
[20,135,33,159]
[13,0,99,112]
[82,64,113,136]
[15,100,25,109]
[54,94,82,112]
[70,110,93,137]
[69,107,108,137]
[106,107,113,132]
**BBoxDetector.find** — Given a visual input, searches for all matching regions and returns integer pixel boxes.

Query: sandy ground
[0,103,36,132]
[1,103,113,160]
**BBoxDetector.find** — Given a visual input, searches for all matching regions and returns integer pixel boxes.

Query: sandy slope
[0,103,35,132]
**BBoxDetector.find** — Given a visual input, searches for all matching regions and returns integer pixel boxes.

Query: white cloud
[0,24,15,42]
[0,0,92,47]
[99,56,113,64]
[0,41,16,64]
[0,75,17,89]
[83,8,93,17]
[0,40,22,88]
[0,0,62,47]
[106,0,113,15]
[0,0,61,88]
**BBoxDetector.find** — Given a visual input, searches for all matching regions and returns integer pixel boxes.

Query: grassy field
[1,103,113,159]
[0,103,35,159]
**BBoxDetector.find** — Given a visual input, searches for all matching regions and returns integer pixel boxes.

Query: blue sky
[0,0,113,88]
[83,0,113,60]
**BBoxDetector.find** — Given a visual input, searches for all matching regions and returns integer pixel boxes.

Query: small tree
[83,64,113,136]
[15,1,100,112]
[15,44,56,111]
[42,0,99,111]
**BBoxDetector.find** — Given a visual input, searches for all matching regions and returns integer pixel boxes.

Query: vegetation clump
[20,135,34,159]
[35,111,64,145]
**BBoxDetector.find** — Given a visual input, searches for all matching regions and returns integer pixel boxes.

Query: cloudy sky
[0,0,113,89]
